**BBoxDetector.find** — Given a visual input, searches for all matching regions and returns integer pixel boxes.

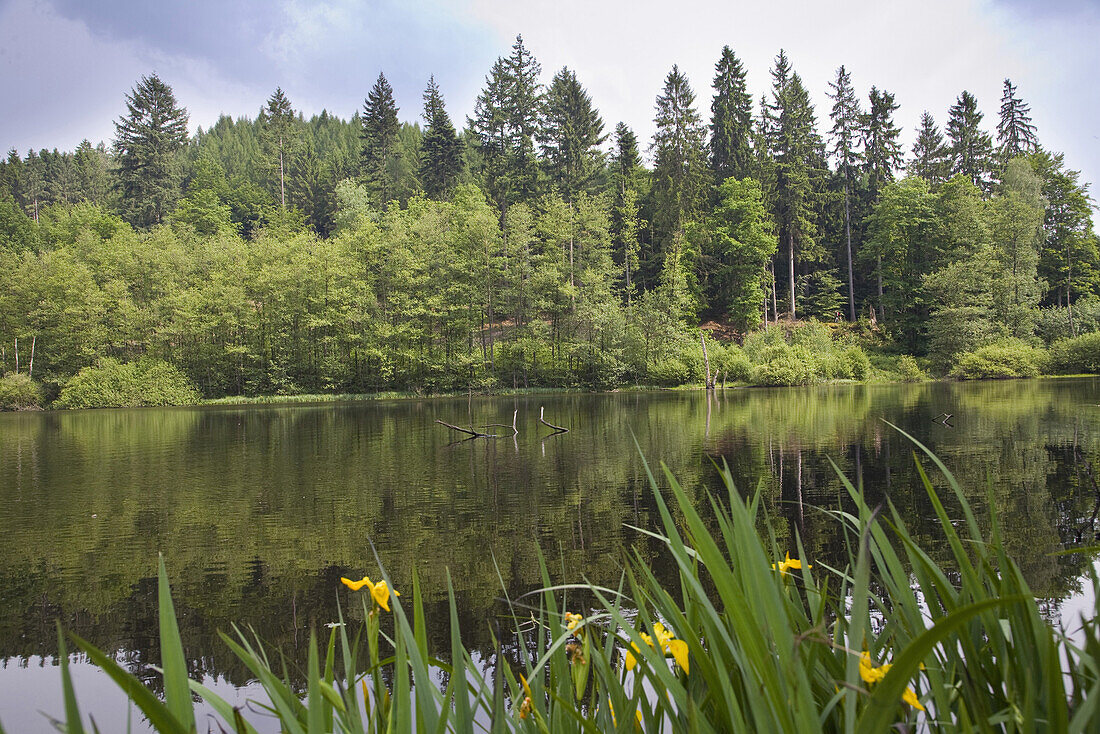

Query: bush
[751,344,816,386]
[56,358,200,408]
[0,372,42,410]
[950,341,1044,380]
[1047,332,1100,374]
[648,357,691,386]
[896,355,928,382]
[843,346,871,380]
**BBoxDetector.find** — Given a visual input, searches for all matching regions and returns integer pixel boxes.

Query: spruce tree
[651,65,709,318]
[862,86,903,197]
[611,123,645,303]
[997,78,1039,161]
[763,50,823,318]
[74,140,109,205]
[113,73,189,228]
[909,111,951,186]
[418,76,465,199]
[709,46,754,182]
[259,87,298,211]
[946,91,994,190]
[539,67,606,201]
[468,35,543,217]
[360,72,401,206]
[826,65,862,320]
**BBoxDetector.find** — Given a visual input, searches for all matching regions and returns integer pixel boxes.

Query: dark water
[2,379,1099,730]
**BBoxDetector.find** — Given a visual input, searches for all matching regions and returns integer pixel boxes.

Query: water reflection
[1,379,1098,721]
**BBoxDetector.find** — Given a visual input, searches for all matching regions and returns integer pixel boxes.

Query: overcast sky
[1,0,1097,191]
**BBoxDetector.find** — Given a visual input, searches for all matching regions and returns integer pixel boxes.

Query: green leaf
[157,555,197,733]
[57,621,85,734]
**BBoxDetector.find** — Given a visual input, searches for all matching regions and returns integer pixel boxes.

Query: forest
[1,36,1098,406]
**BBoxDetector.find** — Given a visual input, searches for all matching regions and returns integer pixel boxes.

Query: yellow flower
[623,623,689,674]
[341,576,371,591]
[564,611,585,636]
[518,696,532,719]
[772,552,810,576]
[340,575,400,611]
[859,652,925,711]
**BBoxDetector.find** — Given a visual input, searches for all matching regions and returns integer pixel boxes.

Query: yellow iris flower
[859,652,926,712]
[772,552,810,576]
[623,622,689,674]
[340,575,401,611]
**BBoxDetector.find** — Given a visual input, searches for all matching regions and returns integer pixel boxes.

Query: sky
[1,0,1098,191]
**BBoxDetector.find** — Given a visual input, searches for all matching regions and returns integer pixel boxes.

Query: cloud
[2,0,1098,192]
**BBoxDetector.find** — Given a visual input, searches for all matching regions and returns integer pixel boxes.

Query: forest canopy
[1,38,1097,402]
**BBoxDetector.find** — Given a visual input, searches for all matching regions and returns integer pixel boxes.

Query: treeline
[1,37,1098,400]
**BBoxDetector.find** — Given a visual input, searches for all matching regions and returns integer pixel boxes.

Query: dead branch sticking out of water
[539,406,568,434]
[436,419,498,438]
[484,409,519,436]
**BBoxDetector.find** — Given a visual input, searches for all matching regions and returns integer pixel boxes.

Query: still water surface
[1,379,1099,730]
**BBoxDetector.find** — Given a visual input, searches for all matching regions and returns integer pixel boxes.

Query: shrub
[896,355,928,382]
[0,372,42,410]
[843,346,871,380]
[751,344,816,386]
[950,341,1044,380]
[1047,332,1100,374]
[648,357,690,386]
[56,358,200,408]
[717,346,752,383]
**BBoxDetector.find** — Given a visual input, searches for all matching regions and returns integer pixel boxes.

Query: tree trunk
[788,231,796,319]
[876,255,884,321]
[700,330,713,390]
[844,181,855,321]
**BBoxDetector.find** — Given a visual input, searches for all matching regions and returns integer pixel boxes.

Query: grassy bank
[36,433,1100,733]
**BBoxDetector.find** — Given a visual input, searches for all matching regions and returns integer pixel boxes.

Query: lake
[1,379,1099,731]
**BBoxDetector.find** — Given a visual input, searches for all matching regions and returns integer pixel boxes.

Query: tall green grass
[40,432,1100,732]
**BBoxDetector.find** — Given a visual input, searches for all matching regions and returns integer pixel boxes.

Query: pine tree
[360,72,401,206]
[946,91,994,190]
[826,65,862,320]
[113,73,189,228]
[862,87,903,197]
[468,35,543,217]
[909,111,951,186]
[997,78,1038,161]
[259,87,298,211]
[709,46,753,182]
[763,50,823,318]
[539,67,606,201]
[418,76,465,199]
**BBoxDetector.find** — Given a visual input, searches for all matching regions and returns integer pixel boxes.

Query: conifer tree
[73,140,109,205]
[827,65,862,320]
[539,67,606,201]
[113,73,189,228]
[360,72,401,206]
[468,35,543,217]
[651,65,708,318]
[418,76,465,199]
[909,111,951,186]
[709,46,754,182]
[997,78,1038,161]
[946,91,994,190]
[862,87,903,197]
[611,123,645,303]
[259,87,298,211]
[763,50,823,318]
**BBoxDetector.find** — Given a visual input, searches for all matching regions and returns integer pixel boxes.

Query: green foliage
[752,343,817,385]
[1047,332,1100,374]
[896,354,928,382]
[0,372,42,410]
[113,74,189,228]
[55,358,200,409]
[950,340,1045,380]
